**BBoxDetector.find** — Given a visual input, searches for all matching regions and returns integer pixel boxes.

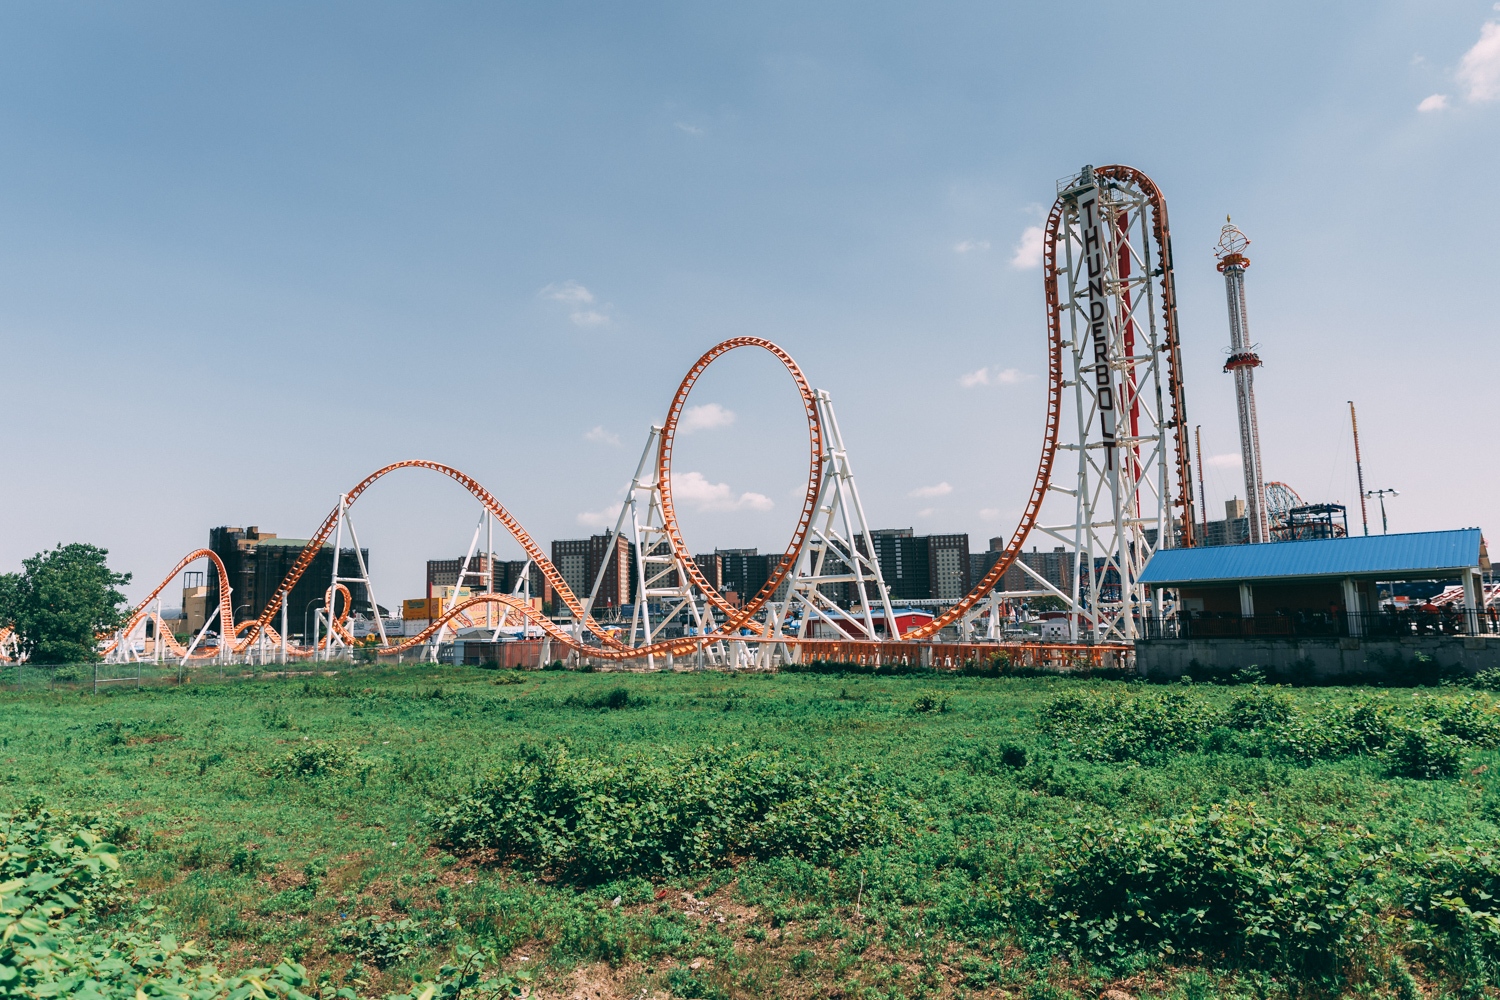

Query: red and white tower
[1215,219,1268,544]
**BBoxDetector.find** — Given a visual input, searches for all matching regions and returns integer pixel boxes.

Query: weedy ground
[5,664,1500,999]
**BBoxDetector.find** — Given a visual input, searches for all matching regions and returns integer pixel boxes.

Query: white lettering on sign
[1077,187,1115,469]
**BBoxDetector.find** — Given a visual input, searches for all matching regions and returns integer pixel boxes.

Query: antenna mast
[1215,218,1268,544]
[1349,400,1369,536]
[1195,424,1209,545]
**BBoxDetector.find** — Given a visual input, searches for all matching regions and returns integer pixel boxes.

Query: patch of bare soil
[533,961,665,1000]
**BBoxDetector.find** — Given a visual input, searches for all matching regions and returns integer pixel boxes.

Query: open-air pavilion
[1139,528,1494,639]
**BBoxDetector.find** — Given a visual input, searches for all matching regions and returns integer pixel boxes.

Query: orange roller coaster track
[105,165,1193,665]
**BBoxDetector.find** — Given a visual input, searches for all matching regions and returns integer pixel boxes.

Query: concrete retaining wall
[1137,635,1500,682]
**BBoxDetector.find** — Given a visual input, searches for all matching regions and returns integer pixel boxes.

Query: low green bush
[429,744,897,882]
[1224,687,1294,731]
[1273,697,1398,760]
[1040,688,1500,773]
[264,740,366,778]
[336,916,424,969]
[562,687,637,710]
[1471,667,1500,692]
[1040,690,1217,764]
[1024,804,1382,977]
[1403,844,1500,989]
[1415,693,1500,747]
[1384,724,1465,779]
[1,799,130,919]
[0,804,528,1000]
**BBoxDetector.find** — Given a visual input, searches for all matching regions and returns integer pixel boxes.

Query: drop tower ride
[1215,219,1268,544]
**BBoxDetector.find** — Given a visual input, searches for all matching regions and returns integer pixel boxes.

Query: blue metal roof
[1138,529,1483,586]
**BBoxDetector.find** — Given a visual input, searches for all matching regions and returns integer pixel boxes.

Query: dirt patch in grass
[548,961,660,1000]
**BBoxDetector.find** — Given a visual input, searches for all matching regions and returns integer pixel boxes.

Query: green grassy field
[6,664,1500,999]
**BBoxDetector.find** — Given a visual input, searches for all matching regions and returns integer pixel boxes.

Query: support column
[1463,569,1484,636]
[1238,583,1256,637]
[1341,578,1363,637]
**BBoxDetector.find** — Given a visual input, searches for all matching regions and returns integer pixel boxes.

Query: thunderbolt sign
[1076,185,1116,470]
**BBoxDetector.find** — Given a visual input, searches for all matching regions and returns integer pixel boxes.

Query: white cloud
[953,239,990,253]
[978,508,1003,521]
[679,403,736,433]
[1459,21,1500,101]
[916,507,935,518]
[959,366,1030,388]
[909,482,952,499]
[576,505,619,528]
[675,121,705,136]
[1010,225,1045,269]
[672,471,774,512]
[540,280,594,305]
[1418,93,1450,112]
[1206,453,1243,468]
[569,310,610,327]
[584,425,620,446]
[540,281,612,328]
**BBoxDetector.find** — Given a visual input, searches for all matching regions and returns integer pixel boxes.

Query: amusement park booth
[1135,528,1498,680]
[806,607,936,639]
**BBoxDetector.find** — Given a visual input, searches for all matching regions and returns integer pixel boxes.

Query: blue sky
[2,1,1495,605]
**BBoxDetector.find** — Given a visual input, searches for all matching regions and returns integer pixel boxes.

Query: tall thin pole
[1366,488,1398,535]
[1349,401,1369,536]
[1195,424,1209,547]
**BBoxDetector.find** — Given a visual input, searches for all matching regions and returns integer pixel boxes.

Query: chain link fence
[1,659,384,694]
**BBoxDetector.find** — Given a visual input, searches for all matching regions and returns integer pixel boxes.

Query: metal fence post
[93,663,98,696]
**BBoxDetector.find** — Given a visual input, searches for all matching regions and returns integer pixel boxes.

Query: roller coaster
[6,164,1200,672]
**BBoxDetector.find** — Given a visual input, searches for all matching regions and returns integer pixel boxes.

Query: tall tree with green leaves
[0,543,132,664]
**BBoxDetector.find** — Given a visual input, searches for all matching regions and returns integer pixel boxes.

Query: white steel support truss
[956,588,1060,642]
[588,426,721,668]
[773,390,897,650]
[429,508,500,657]
[491,557,540,641]
[107,598,179,666]
[1035,167,1175,643]
[322,493,387,660]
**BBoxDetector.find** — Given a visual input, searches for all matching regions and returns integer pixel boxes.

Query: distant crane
[1215,218,1268,544]
[1350,401,1370,536]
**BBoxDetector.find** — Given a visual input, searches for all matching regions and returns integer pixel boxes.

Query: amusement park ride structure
[1215,219,1269,545]
[1029,165,1195,643]
[5,164,1209,671]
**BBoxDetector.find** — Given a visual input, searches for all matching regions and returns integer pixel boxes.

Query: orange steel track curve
[116,168,1192,660]
[655,338,822,633]
[102,549,235,659]
[106,340,827,661]
[894,163,1194,639]
[217,338,826,662]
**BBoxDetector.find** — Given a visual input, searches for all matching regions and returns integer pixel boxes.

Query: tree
[0,543,132,664]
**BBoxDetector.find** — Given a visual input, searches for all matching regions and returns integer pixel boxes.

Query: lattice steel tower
[1215,219,1268,544]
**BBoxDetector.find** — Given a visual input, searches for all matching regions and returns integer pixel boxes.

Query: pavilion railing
[1141,607,1499,640]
